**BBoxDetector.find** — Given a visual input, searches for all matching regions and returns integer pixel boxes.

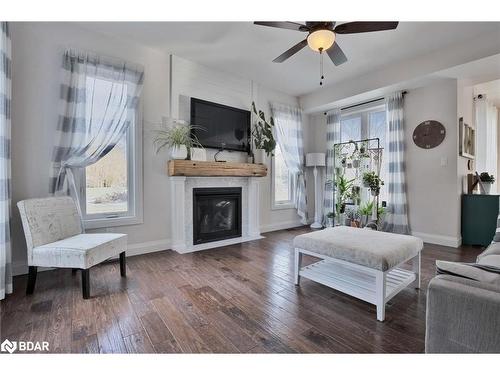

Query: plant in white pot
[251,102,276,164]
[362,171,384,197]
[479,172,495,194]
[153,120,204,160]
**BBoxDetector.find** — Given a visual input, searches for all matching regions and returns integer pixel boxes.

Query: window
[272,144,295,209]
[339,104,388,203]
[79,77,143,229]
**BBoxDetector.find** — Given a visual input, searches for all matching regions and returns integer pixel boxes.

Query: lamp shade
[306,153,326,167]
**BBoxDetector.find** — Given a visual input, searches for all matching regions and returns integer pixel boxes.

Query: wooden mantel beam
[167,160,267,177]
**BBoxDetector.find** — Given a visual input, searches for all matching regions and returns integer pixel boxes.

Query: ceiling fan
[254,21,399,85]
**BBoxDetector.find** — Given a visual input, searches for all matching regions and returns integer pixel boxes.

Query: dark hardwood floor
[0,227,482,353]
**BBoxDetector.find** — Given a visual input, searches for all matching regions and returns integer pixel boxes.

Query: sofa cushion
[477,254,500,269]
[32,233,127,269]
[436,260,500,286]
[293,226,423,271]
[477,241,500,261]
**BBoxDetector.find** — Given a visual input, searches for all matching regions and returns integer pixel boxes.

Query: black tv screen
[190,98,250,153]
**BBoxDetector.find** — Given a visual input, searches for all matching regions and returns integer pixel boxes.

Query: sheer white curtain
[271,102,308,224]
[475,96,498,192]
[0,22,12,300]
[323,109,341,224]
[49,50,144,209]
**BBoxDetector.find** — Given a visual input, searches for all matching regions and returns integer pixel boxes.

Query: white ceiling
[77,22,500,97]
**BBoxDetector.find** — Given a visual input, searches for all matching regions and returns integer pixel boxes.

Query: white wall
[10,23,309,275]
[170,55,307,233]
[403,79,461,246]
[308,80,461,247]
[11,22,171,274]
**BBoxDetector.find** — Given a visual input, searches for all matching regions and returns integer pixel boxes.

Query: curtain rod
[324,90,407,115]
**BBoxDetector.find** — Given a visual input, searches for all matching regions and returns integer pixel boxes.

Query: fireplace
[193,187,242,245]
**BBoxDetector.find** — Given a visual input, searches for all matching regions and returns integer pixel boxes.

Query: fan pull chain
[319,48,324,86]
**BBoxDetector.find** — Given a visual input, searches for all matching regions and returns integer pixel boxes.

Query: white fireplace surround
[170,176,263,253]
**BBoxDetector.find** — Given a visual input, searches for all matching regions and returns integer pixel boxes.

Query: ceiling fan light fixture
[307,29,335,52]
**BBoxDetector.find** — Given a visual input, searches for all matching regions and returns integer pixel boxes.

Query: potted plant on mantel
[251,102,276,164]
[153,119,205,160]
[479,172,495,194]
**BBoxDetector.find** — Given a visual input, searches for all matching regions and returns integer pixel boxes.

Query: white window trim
[79,102,144,230]
[271,149,296,211]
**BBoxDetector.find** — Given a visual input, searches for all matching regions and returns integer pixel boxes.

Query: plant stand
[332,138,383,227]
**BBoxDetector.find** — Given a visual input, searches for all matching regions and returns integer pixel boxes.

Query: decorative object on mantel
[190,147,206,161]
[152,118,205,160]
[459,117,475,159]
[412,120,446,149]
[479,172,495,194]
[251,101,276,164]
[306,153,326,229]
[167,160,267,177]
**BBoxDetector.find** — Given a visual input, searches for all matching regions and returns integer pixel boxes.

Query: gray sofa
[425,238,500,353]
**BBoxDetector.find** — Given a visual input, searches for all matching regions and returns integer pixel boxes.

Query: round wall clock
[412,120,446,149]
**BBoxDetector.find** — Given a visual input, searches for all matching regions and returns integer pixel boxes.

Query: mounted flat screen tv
[190,98,250,153]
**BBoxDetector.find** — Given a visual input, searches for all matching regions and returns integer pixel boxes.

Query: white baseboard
[260,219,309,234]
[125,238,171,257]
[12,238,172,277]
[411,231,462,248]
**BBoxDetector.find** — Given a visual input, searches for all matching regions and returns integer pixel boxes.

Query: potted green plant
[326,212,335,227]
[251,102,276,164]
[358,200,374,227]
[362,171,384,196]
[153,120,204,160]
[479,172,495,194]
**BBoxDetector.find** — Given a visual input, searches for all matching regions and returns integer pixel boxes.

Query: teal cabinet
[461,194,499,246]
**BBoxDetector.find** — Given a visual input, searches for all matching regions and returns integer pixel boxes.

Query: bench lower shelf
[299,259,416,306]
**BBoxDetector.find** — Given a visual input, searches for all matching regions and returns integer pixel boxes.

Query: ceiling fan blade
[254,21,308,32]
[273,39,308,63]
[334,21,399,34]
[326,42,347,66]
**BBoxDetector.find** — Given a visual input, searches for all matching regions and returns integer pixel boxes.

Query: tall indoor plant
[251,101,276,163]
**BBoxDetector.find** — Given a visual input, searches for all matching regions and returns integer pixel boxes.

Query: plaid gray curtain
[271,102,308,224]
[383,92,410,234]
[49,50,144,204]
[0,22,12,300]
[322,109,340,225]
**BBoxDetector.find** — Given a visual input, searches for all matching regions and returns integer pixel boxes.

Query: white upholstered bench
[293,226,423,321]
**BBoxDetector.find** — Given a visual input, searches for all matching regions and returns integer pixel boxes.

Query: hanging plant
[362,171,384,196]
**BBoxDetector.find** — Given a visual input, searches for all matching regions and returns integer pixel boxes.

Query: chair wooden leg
[81,269,90,299]
[26,266,37,295]
[119,252,126,277]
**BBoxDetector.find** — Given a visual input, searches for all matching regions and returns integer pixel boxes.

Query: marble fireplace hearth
[169,176,263,253]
